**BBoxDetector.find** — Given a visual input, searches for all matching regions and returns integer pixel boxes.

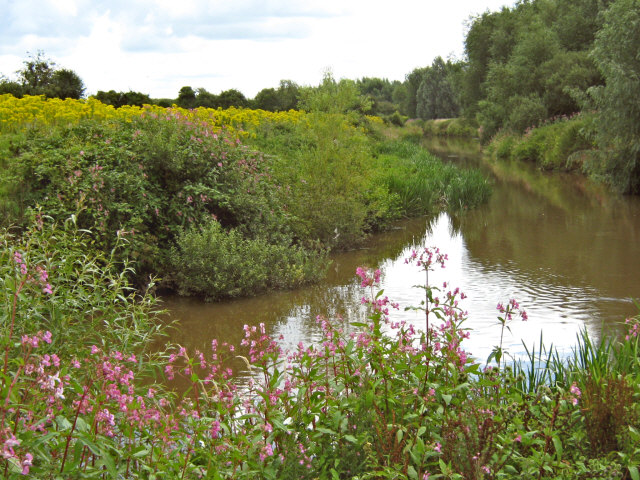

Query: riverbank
[0,94,490,300]
[3,217,640,478]
[419,113,635,196]
[164,135,640,373]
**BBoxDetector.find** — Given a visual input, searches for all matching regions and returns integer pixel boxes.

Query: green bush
[170,220,326,300]
[1,211,164,358]
[2,113,301,289]
[490,115,594,171]
[423,118,478,138]
[386,110,407,126]
[373,140,491,214]
[506,95,548,134]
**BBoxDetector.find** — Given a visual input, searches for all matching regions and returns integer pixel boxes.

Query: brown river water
[162,138,640,366]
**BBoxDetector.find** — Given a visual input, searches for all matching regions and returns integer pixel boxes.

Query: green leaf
[408,465,419,479]
[55,415,72,431]
[629,466,639,480]
[344,435,358,444]
[552,436,563,459]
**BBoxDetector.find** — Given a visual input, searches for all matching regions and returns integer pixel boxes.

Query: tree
[276,80,300,111]
[356,77,399,115]
[589,0,640,192]
[177,86,197,109]
[416,57,461,120]
[48,68,85,99]
[298,72,370,114]
[216,89,248,109]
[94,90,151,107]
[0,51,85,99]
[194,88,218,108]
[254,87,280,111]
[18,51,55,96]
[0,77,24,97]
[403,67,428,118]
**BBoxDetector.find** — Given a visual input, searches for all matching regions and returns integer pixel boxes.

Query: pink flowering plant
[7,112,326,297]
[1,214,639,478]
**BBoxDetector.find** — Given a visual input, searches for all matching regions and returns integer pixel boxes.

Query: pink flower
[570,382,581,397]
[21,453,33,475]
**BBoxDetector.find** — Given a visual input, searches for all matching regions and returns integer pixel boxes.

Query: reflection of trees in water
[163,137,640,389]
[453,165,640,301]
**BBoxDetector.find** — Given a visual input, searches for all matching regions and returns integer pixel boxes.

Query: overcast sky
[0,0,515,99]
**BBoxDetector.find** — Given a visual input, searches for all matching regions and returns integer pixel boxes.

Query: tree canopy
[0,51,85,99]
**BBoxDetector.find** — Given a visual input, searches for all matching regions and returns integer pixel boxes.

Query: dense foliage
[587,0,640,193]
[0,51,84,100]
[460,0,606,139]
[0,94,490,299]
[2,223,639,478]
[455,0,640,193]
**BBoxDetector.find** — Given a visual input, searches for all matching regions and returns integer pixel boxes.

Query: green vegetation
[422,118,478,138]
[587,0,640,192]
[486,113,595,170]
[0,85,490,299]
[0,51,84,100]
[3,231,639,478]
[458,0,640,193]
[170,220,325,300]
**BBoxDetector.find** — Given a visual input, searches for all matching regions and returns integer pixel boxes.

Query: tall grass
[374,140,491,215]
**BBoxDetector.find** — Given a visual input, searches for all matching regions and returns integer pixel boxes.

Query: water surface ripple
[164,139,640,367]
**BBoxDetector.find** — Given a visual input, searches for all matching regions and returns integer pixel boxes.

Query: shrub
[373,140,491,215]
[2,112,302,288]
[170,220,326,300]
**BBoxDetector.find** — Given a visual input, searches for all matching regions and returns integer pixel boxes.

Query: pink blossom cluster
[405,246,448,270]
[12,251,52,295]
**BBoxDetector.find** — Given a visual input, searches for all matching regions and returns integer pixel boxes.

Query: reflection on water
[164,139,640,369]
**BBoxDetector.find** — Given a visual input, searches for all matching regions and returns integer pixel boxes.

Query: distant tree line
[2,0,638,191]
[0,51,84,99]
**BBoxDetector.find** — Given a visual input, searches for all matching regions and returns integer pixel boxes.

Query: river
[163,137,640,366]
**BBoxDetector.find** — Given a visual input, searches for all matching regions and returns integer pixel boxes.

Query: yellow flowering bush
[0,94,306,138]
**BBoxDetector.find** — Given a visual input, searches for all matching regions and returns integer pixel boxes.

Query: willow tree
[590,0,640,192]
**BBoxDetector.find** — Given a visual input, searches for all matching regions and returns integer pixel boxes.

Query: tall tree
[18,51,55,96]
[0,51,85,99]
[254,88,280,111]
[404,67,428,118]
[216,89,248,109]
[589,0,640,192]
[276,80,300,111]
[416,57,461,120]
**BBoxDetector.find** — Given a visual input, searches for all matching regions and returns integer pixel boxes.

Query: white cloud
[0,0,515,98]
